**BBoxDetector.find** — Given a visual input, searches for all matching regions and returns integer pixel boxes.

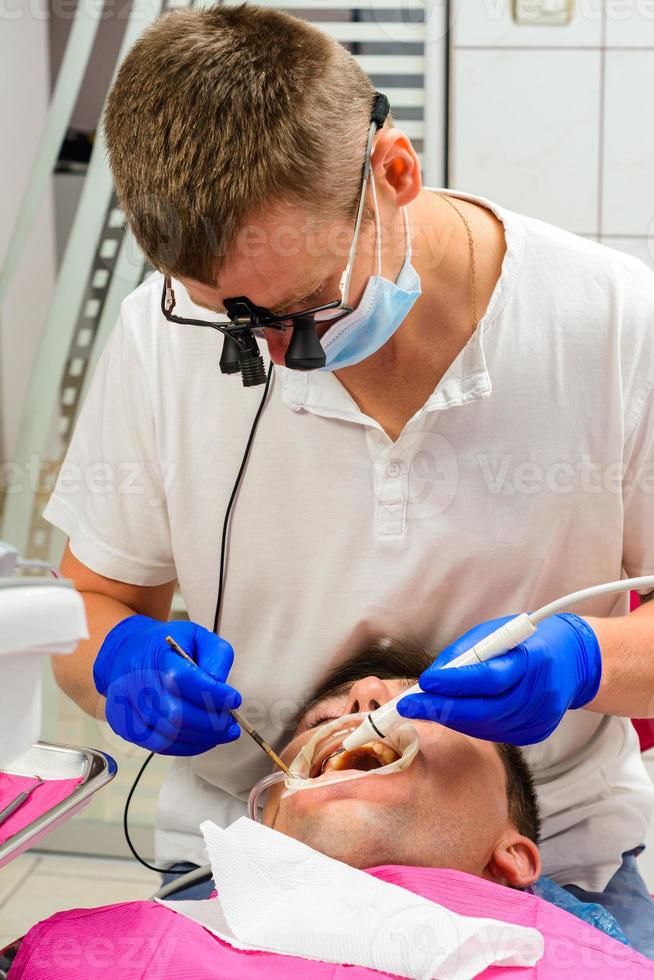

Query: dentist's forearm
[584,601,654,717]
[51,591,136,719]
[50,543,176,718]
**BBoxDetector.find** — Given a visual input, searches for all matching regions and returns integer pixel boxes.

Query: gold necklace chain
[435,192,478,331]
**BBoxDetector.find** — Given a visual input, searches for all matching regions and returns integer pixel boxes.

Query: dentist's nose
[345,676,395,716]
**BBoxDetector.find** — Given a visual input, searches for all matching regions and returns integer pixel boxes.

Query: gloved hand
[397,613,602,746]
[94,615,242,755]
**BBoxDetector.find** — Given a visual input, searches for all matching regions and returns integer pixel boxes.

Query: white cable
[339,118,378,303]
[368,164,383,277]
[530,576,654,624]
[342,575,654,751]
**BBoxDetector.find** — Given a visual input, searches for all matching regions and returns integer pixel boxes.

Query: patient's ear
[485,834,541,888]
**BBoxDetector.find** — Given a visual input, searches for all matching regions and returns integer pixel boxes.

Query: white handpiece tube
[341,576,654,753]
[341,613,536,752]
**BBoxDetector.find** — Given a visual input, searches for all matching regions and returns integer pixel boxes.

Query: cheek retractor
[247,712,419,821]
[282,711,419,797]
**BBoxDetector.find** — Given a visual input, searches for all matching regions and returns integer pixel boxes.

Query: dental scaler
[342,575,654,753]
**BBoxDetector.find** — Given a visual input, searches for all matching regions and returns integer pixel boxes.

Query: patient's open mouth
[310,738,400,778]
[281,715,420,797]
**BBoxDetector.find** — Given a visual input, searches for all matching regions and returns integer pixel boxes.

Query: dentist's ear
[371,128,422,207]
[485,834,541,888]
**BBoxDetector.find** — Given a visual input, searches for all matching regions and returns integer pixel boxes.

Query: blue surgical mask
[315,177,422,372]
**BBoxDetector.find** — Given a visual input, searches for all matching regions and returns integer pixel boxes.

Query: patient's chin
[275,794,419,869]
[286,804,401,869]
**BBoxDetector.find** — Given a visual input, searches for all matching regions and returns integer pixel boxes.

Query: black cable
[123,363,275,874]
[122,750,159,872]
[444,0,451,186]
[214,363,274,633]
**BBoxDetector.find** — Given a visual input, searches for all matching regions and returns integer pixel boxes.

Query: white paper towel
[159,817,543,979]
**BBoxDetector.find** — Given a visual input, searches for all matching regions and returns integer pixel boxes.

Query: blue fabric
[160,861,215,901]
[562,847,654,961]
[317,250,421,371]
[530,875,630,946]
[398,613,602,745]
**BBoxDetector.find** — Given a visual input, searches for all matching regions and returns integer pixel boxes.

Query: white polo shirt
[44,188,654,891]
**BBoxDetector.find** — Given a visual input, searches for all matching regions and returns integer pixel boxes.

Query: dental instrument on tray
[0,775,43,827]
[342,575,654,752]
[165,636,292,776]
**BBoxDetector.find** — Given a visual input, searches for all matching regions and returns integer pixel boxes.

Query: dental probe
[342,575,654,752]
[0,775,43,827]
[164,636,292,776]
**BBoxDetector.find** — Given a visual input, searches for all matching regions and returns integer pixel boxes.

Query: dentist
[46,4,654,952]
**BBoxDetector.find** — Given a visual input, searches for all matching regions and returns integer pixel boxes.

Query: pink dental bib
[10,863,652,979]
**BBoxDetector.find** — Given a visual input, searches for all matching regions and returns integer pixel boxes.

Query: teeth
[321,740,400,774]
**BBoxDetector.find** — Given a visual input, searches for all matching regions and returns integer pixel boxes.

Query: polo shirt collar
[278,187,524,426]
[279,322,490,425]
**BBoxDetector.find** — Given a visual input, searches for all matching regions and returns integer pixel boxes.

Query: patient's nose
[345,676,395,715]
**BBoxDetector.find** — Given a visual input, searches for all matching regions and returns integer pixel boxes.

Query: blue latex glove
[94,615,242,755]
[397,613,602,746]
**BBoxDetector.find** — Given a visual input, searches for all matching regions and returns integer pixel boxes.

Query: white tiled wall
[451,48,601,232]
[453,0,603,47]
[605,1,654,46]
[450,0,654,265]
[603,51,654,237]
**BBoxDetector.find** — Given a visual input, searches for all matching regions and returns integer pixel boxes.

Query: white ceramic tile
[0,866,156,941]
[0,854,38,905]
[450,49,601,233]
[30,851,159,885]
[605,0,654,46]
[600,237,654,269]
[452,0,602,47]
[602,52,654,237]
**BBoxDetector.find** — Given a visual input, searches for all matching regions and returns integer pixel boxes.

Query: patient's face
[262,675,531,879]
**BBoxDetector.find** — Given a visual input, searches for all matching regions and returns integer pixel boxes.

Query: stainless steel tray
[0,740,117,868]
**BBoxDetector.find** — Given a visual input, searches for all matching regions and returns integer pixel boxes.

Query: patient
[7,638,653,979]
[262,637,542,889]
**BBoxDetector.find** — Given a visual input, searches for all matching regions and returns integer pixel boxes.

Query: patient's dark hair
[304,636,541,846]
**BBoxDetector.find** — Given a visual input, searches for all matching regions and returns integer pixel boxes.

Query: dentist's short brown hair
[103,3,389,286]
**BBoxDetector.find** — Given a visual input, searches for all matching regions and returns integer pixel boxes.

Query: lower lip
[306,768,378,784]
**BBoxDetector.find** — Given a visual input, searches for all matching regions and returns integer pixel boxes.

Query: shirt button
[386,460,402,478]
